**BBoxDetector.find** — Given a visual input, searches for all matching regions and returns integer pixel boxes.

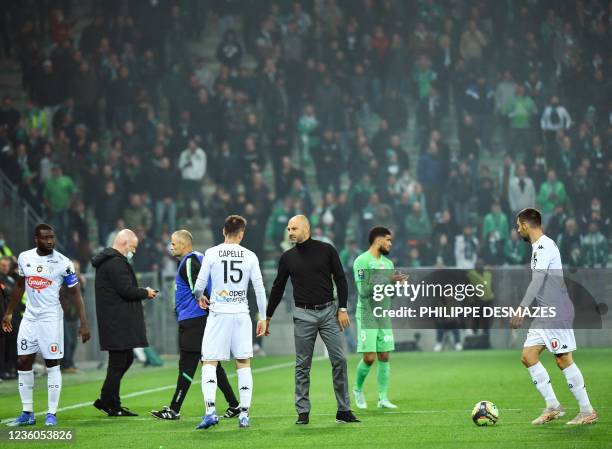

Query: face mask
[126,251,134,260]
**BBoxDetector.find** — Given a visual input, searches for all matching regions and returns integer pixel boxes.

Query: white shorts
[17,318,64,359]
[201,312,252,361]
[524,327,577,354]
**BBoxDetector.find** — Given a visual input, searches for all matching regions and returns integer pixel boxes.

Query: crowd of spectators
[0,0,610,275]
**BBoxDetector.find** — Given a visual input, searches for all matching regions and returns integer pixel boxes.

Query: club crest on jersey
[36,265,43,273]
[550,338,560,350]
[49,343,59,354]
[27,276,52,292]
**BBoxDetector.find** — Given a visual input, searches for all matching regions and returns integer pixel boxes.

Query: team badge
[550,338,560,350]
[36,265,43,273]
[49,343,59,354]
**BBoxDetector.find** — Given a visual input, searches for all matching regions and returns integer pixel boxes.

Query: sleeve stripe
[186,257,194,291]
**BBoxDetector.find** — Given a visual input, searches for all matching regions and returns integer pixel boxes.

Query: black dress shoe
[110,406,138,417]
[295,412,309,424]
[93,399,113,415]
[335,410,360,423]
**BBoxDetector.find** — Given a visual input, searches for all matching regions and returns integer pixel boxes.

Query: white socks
[236,367,253,414]
[47,365,62,414]
[563,363,593,413]
[201,364,217,415]
[202,365,253,416]
[527,362,560,409]
[18,366,62,414]
[18,370,34,413]
[528,361,594,413]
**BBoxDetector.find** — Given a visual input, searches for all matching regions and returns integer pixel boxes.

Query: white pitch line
[2,357,325,424]
[63,409,524,422]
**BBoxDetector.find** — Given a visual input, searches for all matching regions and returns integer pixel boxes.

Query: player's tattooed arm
[1,275,25,333]
[68,284,91,343]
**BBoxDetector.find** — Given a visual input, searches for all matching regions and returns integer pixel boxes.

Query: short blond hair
[172,229,193,245]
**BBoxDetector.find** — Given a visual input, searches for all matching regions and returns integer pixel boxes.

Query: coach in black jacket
[91,229,157,416]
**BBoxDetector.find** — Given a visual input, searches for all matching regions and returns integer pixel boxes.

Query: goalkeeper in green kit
[352,226,407,409]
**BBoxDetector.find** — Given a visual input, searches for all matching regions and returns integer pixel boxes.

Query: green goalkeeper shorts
[356,318,395,353]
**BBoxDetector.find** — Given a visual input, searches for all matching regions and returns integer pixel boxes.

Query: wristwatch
[338,307,348,312]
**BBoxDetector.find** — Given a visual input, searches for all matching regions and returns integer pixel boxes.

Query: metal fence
[76,269,324,363]
[0,169,63,253]
[74,267,612,363]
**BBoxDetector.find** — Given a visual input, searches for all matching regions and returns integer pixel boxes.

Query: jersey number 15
[222,260,243,283]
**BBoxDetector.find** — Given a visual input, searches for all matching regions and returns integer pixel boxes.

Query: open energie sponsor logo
[27,276,52,291]
[214,289,247,303]
[215,289,230,302]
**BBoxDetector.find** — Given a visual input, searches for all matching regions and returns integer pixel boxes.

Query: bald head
[112,229,138,257]
[171,229,193,258]
[288,215,311,244]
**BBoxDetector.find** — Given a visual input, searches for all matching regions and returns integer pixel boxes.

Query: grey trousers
[293,304,351,414]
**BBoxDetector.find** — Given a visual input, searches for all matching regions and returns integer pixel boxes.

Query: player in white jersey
[511,209,597,425]
[193,215,267,430]
[1,224,90,427]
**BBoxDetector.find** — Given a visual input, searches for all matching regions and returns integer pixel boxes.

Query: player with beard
[511,208,597,425]
[352,226,407,410]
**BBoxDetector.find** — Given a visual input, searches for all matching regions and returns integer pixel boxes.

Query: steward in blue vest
[175,250,208,321]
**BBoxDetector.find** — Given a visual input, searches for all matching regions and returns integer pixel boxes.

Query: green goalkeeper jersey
[353,250,394,318]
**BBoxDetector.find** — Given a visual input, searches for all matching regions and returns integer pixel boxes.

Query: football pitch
[1,348,610,449]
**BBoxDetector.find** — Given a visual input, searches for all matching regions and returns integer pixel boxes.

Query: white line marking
[63,409,524,422]
[42,407,612,425]
[2,357,324,424]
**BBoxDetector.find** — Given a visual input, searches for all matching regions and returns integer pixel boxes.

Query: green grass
[1,348,610,449]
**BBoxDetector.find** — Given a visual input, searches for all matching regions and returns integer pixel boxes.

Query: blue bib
[175,251,209,321]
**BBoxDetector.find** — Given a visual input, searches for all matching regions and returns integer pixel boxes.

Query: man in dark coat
[91,229,157,416]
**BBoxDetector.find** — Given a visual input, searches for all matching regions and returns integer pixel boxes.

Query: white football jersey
[194,243,267,315]
[531,234,562,271]
[18,248,78,321]
[530,234,573,321]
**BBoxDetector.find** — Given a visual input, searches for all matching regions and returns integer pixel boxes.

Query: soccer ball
[471,401,499,426]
